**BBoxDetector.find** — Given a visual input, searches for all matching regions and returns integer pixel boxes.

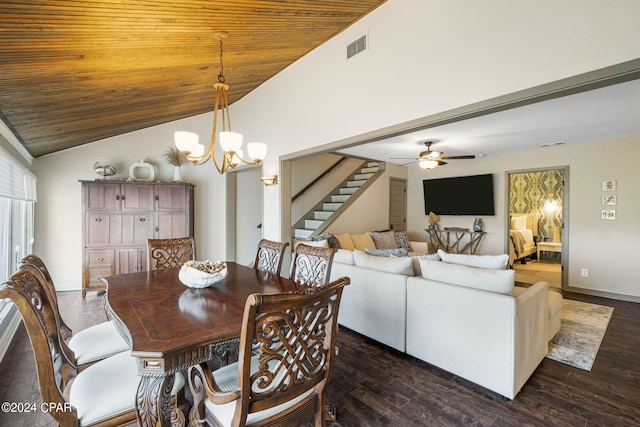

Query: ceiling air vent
[347,34,367,59]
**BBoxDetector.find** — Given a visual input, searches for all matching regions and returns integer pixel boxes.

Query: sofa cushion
[351,232,376,251]
[335,234,355,251]
[395,231,414,252]
[419,259,515,295]
[334,249,355,265]
[437,249,509,270]
[409,253,441,276]
[371,230,398,249]
[354,250,414,276]
[364,247,408,257]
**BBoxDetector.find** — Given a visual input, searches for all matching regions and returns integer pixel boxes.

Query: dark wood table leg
[136,374,185,427]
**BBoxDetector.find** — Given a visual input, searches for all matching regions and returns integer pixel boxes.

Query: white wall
[30,0,640,297]
[406,138,640,299]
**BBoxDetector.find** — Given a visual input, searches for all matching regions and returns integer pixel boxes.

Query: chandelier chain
[217,37,225,84]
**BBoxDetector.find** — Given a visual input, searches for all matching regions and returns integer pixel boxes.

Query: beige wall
[324,162,408,235]
[406,138,640,300]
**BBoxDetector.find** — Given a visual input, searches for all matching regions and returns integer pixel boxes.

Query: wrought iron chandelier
[174,32,267,174]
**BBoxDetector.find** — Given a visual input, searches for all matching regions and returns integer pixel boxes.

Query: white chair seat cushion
[70,351,184,426]
[68,320,130,365]
[205,356,314,427]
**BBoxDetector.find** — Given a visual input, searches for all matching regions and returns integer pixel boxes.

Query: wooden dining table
[104,262,302,427]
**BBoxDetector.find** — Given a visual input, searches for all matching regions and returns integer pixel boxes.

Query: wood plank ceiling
[0,0,386,158]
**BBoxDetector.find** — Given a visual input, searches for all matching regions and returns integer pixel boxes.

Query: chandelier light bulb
[247,142,267,161]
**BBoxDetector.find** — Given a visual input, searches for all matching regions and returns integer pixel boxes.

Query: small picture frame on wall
[601,209,616,220]
[602,180,616,191]
[602,195,617,205]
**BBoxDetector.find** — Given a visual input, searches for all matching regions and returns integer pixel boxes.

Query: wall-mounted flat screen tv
[423,173,495,216]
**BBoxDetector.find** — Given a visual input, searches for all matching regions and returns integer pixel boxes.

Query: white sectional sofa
[328,240,562,400]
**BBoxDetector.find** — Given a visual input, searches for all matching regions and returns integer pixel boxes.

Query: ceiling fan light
[427,150,442,160]
[419,159,439,169]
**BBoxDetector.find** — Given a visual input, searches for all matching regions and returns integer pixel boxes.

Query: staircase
[292,161,385,240]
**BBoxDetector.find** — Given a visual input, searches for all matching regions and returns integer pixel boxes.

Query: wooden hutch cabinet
[81,180,194,297]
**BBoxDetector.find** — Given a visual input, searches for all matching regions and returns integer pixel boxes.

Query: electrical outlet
[581,268,589,277]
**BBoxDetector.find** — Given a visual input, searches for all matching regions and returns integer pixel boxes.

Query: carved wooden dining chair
[0,269,185,426]
[290,243,336,287]
[253,239,290,275]
[18,254,130,370]
[147,236,196,270]
[188,276,350,427]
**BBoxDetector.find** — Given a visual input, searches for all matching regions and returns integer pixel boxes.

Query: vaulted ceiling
[0,0,386,158]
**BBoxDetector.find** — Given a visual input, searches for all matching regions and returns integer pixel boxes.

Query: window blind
[0,146,37,201]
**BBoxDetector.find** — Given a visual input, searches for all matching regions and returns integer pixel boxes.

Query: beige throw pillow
[351,232,376,251]
[335,234,355,251]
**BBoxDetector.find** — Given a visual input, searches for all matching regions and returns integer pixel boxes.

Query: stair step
[365,162,379,168]
[347,180,366,187]
[294,229,314,239]
[323,202,343,211]
[331,194,350,203]
[360,166,378,174]
[354,173,374,180]
[304,219,323,230]
[314,211,333,220]
[339,187,358,195]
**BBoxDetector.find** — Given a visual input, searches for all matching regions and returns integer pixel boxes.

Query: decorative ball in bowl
[179,260,227,288]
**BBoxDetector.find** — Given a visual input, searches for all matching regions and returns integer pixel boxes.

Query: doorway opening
[506,167,568,290]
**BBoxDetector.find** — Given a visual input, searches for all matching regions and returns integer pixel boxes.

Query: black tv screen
[423,174,495,216]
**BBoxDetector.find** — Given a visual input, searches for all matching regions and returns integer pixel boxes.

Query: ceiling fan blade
[400,160,418,166]
[390,157,420,160]
[438,160,448,165]
[440,155,476,160]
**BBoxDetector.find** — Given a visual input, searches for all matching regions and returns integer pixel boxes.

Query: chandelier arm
[211,149,228,174]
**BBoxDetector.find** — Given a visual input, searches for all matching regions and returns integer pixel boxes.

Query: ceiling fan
[394,141,475,169]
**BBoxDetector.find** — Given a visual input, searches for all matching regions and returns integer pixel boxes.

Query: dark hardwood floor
[0,290,638,426]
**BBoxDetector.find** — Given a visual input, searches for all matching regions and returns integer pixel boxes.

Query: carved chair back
[0,269,81,425]
[147,236,196,270]
[195,276,349,426]
[19,254,74,341]
[290,244,336,288]
[253,239,290,276]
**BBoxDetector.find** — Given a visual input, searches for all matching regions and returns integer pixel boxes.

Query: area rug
[546,299,614,371]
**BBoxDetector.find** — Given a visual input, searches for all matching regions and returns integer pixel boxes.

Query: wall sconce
[260,175,278,186]
[544,192,559,214]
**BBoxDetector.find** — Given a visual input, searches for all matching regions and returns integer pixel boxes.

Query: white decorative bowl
[178,264,227,288]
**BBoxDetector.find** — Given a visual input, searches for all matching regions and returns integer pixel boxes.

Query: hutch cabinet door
[155,212,188,239]
[156,184,187,210]
[122,184,155,211]
[85,182,121,210]
[115,248,146,274]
